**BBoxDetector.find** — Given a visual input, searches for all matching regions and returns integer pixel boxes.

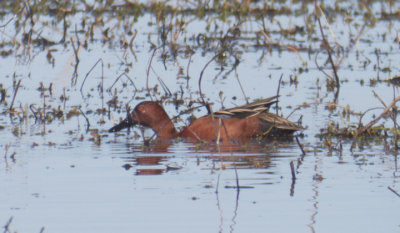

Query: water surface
[1,1,400,232]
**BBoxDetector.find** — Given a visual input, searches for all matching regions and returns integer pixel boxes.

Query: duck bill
[109,117,135,132]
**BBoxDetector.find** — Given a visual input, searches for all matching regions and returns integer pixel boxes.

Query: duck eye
[137,105,145,113]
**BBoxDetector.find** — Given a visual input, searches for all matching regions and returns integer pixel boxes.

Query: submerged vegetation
[0,0,400,150]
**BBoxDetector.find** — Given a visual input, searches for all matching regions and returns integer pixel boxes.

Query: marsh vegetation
[0,1,400,232]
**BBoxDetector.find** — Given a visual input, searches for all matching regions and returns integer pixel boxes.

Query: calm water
[1,1,400,232]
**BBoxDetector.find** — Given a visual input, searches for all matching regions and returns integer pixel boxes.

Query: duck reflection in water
[122,153,275,176]
[122,155,168,175]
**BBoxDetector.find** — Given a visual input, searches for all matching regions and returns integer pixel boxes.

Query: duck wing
[214,96,278,119]
[258,112,303,133]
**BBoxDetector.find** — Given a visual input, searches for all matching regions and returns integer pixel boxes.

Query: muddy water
[1,1,400,232]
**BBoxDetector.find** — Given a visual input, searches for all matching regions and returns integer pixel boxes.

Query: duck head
[109,101,176,137]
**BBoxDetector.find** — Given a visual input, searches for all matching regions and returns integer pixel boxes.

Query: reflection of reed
[290,137,306,196]
[308,150,323,233]
[290,160,296,196]
[308,182,319,233]
[388,152,400,196]
[3,144,16,170]
[209,154,272,170]
[229,165,240,233]
[215,160,240,233]
[215,172,224,233]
